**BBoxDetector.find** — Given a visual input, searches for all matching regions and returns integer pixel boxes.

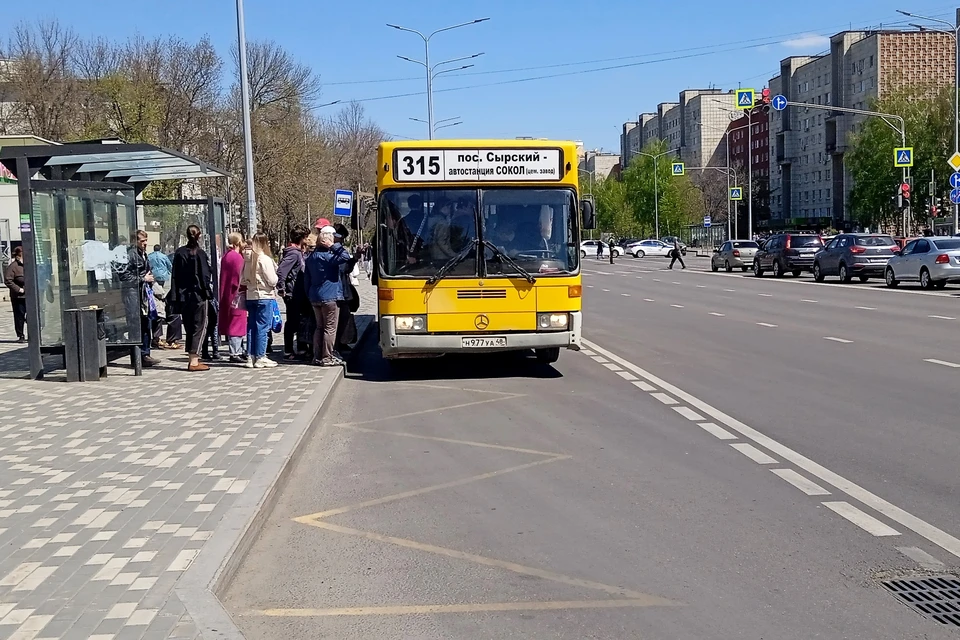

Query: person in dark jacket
[304,226,358,366]
[118,231,159,367]
[4,246,26,342]
[277,224,310,360]
[333,223,360,357]
[169,225,213,372]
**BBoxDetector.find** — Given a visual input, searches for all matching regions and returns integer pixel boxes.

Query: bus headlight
[395,315,426,333]
[537,313,569,330]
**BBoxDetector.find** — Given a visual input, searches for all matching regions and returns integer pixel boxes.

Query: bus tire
[535,347,560,364]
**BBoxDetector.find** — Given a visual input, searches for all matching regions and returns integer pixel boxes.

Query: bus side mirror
[581,198,596,230]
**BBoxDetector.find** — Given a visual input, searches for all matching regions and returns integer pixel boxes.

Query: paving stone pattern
[0,278,376,639]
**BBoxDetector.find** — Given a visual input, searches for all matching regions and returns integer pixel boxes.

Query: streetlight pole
[236,0,257,233]
[898,9,960,234]
[388,19,489,139]
[697,120,750,240]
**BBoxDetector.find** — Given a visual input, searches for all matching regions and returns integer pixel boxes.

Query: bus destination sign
[393,148,563,182]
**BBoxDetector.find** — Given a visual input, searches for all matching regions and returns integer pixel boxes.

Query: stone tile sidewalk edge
[175,320,377,640]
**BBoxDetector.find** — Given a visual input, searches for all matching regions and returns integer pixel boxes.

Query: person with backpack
[277,224,310,361]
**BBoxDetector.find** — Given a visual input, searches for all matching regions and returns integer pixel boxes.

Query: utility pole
[236,0,257,234]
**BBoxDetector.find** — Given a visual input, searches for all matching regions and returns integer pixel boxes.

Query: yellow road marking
[335,394,526,427]
[252,598,677,617]
[338,425,564,457]
[294,455,568,521]
[299,519,675,603]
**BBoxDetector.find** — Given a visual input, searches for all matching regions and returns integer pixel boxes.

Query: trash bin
[64,307,108,382]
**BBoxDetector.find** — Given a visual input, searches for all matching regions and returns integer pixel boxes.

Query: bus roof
[377,139,581,189]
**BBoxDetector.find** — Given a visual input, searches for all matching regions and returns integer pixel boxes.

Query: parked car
[580,240,622,258]
[711,240,760,272]
[753,233,824,277]
[884,237,960,289]
[813,233,898,283]
[660,236,687,255]
[626,239,673,258]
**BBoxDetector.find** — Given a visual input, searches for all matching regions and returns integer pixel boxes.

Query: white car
[580,240,622,258]
[626,239,673,258]
[884,237,960,289]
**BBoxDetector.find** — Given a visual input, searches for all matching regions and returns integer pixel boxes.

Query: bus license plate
[462,337,507,349]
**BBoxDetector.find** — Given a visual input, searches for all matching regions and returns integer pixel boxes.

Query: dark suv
[753,233,824,277]
[812,233,898,283]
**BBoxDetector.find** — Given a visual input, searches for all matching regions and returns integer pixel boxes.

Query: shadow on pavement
[345,324,563,383]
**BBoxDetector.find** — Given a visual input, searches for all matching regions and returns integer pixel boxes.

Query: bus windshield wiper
[482,240,536,284]
[426,238,478,285]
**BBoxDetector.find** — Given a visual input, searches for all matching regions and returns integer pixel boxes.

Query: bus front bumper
[380,312,582,358]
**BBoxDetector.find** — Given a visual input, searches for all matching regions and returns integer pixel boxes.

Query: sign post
[334,189,353,222]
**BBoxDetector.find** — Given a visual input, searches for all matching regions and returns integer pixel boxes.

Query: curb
[176,317,376,639]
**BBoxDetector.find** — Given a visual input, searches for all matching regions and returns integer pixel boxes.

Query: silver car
[885,237,960,289]
[626,239,672,258]
[711,240,759,272]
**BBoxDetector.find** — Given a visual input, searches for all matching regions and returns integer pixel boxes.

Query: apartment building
[622,89,737,171]
[581,150,620,181]
[769,30,955,229]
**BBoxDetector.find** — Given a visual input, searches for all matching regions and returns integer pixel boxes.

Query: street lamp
[634,148,680,239]
[388,18,490,139]
[898,8,960,234]
[236,0,257,232]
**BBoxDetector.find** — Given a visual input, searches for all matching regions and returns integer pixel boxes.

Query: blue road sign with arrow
[949,173,960,189]
[951,188,960,205]
[771,95,787,111]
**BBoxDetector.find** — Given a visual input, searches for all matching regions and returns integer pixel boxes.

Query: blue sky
[6,1,959,152]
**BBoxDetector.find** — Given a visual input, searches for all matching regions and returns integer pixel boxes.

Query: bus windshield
[378,188,578,278]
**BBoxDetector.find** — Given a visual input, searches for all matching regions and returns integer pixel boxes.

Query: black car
[753,233,824,277]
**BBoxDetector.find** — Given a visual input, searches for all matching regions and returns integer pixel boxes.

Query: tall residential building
[581,150,620,182]
[769,29,956,230]
[622,89,737,170]
[729,109,771,228]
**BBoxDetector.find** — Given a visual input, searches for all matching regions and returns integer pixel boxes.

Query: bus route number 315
[399,151,441,178]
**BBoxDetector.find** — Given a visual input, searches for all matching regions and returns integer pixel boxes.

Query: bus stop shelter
[0,142,230,380]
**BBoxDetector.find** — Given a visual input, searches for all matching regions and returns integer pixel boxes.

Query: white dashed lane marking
[582,338,960,559]
[928,315,956,320]
[924,358,960,368]
[708,312,725,317]
[855,306,876,311]
[670,304,684,309]
[823,337,853,344]
[697,422,737,440]
[801,299,818,303]
[730,443,778,465]
[897,546,946,570]
[672,406,705,422]
[756,322,777,328]
[758,293,773,297]
[822,501,900,537]
[643,298,655,302]
[770,469,830,496]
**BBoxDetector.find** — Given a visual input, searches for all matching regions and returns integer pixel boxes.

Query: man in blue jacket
[304,226,360,366]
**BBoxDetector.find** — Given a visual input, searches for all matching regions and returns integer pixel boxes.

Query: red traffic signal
[932,206,939,216]
[901,183,911,199]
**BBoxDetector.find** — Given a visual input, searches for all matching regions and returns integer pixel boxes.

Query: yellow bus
[373,139,595,364]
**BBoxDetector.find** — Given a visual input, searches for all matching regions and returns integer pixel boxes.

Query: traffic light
[900,182,911,207]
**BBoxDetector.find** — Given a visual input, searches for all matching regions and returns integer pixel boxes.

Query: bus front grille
[457,289,507,299]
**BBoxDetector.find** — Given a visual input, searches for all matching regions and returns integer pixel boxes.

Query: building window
[825,92,831,104]
[869,55,874,67]
[827,188,831,198]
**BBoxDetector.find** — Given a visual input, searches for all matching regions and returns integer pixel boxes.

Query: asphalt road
[225,256,960,639]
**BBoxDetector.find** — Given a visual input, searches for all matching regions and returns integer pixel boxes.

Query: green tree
[620,140,701,238]
[847,84,953,233]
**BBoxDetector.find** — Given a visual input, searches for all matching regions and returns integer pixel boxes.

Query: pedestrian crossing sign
[894,147,914,168]
[736,89,755,110]
[672,162,685,176]
[730,187,743,201]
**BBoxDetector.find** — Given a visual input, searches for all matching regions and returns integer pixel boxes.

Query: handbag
[348,283,360,313]
[269,298,283,333]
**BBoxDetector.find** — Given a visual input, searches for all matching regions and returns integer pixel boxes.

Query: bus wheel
[535,347,560,364]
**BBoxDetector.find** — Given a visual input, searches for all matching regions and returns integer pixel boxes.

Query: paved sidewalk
[0,279,376,639]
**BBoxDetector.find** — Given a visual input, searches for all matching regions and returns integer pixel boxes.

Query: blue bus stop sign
[334,189,353,218]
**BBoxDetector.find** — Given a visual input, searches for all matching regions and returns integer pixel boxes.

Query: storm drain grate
[882,576,960,626]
